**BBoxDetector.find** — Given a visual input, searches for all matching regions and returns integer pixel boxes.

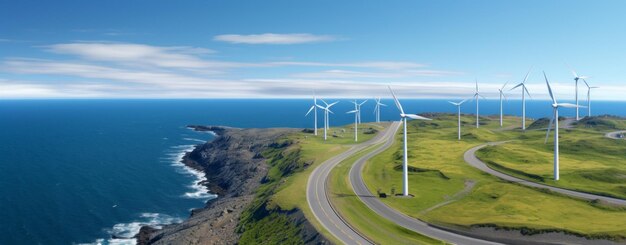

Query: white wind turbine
[449,99,467,140]
[571,68,589,121]
[388,86,431,196]
[305,94,319,136]
[316,99,338,141]
[510,68,532,130]
[582,79,599,117]
[352,100,368,124]
[473,79,485,128]
[373,97,387,123]
[498,81,509,127]
[347,108,359,142]
[544,72,584,181]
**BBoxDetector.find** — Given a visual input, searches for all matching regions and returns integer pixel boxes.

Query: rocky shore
[135,125,300,245]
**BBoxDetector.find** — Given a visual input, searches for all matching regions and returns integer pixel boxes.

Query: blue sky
[0,0,624,99]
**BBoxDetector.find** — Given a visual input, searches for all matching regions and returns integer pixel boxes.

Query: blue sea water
[0,99,625,245]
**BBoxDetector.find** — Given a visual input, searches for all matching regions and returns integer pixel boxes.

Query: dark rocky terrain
[135,125,308,245]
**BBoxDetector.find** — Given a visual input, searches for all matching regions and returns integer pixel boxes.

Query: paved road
[605,130,626,140]
[306,122,401,245]
[348,122,501,245]
[464,142,626,206]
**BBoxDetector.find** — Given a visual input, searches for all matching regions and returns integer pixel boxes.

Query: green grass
[238,123,382,244]
[327,143,447,244]
[476,119,626,199]
[362,114,626,240]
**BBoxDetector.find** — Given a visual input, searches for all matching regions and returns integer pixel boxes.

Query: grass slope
[363,114,626,241]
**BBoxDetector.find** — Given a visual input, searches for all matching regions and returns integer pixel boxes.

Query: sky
[0,0,625,100]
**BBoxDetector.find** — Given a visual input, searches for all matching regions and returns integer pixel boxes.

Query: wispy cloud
[292,69,463,79]
[214,33,336,44]
[8,41,589,99]
[269,61,426,70]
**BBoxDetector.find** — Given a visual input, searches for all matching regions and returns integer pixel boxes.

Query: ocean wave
[82,213,183,245]
[167,144,217,200]
[183,137,207,143]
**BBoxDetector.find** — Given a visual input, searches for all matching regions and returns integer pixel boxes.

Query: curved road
[605,130,626,140]
[464,142,626,206]
[349,124,501,244]
[306,121,401,245]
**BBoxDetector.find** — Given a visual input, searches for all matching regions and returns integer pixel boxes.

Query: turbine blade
[475,79,479,92]
[545,113,555,144]
[510,83,524,91]
[347,110,358,114]
[559,103,586,108]
[405,114,432,120]
[501,81,509,90]
[388,86,405,115]
[459,99,468,105]
[328,109,334,114]
[320,99,329,106]
[328,101,339,108]
[522,67,532,84]
[524,86,532,99]
[359,100,368,106]
[316,105,325,110]
[544,71,557,104]
[582,78,590,88]
[448,101,459,106]
[305,106,315,116]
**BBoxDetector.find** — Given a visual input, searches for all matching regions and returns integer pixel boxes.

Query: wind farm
[2,1,626,245]
[294,70,626,245]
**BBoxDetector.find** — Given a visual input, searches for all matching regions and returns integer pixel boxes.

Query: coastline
[135,125,300,244]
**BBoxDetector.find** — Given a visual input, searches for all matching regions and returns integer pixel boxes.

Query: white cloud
[269,61,426,70]
[45,42,252,71]
[214,33,336,44]
[293,69,463,79]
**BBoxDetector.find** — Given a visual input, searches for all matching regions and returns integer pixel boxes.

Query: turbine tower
[305,94,319,135]
[473,79,485,128]
[352,100,368,124]
[510,68,532,130]
[347,108,359,142]
[388,86,431,196]
[449,99,467,140]
[498,81,509,127]
[316,99,338,141]
[583,79,599,117]
[374,97,387,123]
[544,72,583,181]
[571,69,589,121]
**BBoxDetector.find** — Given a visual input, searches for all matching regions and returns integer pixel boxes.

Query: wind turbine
[582,79,599,117]
[571,68,589,121]
[352,100,368,124]
[305,94,319,135]
[347,108,359,142]
[388,86,431,196]
[473,79,485,128]
[316,100,338,141]
[498,81,509,127]
[510,68,532,130]
[449,99,467,140]
[373,97,387,123]
[544,72,584,181]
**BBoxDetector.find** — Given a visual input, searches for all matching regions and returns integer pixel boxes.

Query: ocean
[0,99,624,244]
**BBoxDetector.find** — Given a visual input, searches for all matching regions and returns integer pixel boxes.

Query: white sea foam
[83,213,182,245]
[167,144,217,200]
[183,137,207,143]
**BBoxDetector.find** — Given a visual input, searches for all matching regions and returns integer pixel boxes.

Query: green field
[327,143,447,244]
[476,116,626,199]
[362,114,626,240]
[237,122,386,244]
